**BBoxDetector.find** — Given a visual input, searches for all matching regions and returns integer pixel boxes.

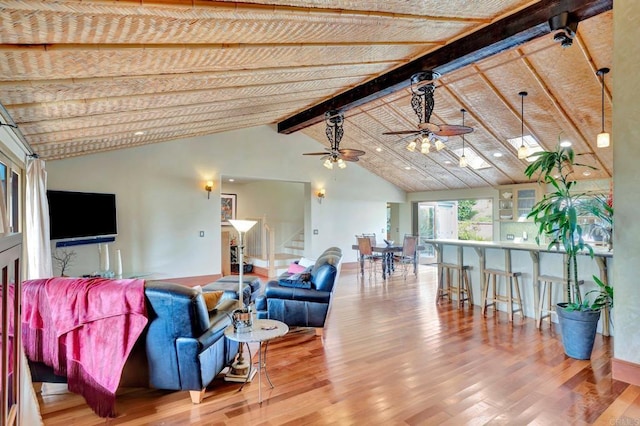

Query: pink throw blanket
[22,277,148,417]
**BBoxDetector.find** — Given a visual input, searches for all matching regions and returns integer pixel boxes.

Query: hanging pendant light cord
[600,72,605,133]
[461,109,466,152]
[521,94,524,142]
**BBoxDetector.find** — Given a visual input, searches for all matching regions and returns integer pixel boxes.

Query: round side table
[224,318,288,403]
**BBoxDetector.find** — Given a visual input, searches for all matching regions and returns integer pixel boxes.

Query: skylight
[451,147,491,170]
[507,135,543,162]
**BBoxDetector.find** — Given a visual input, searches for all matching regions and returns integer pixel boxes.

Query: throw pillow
[298,257,316,268]
[287,262,307,274]
[202,291,224,311]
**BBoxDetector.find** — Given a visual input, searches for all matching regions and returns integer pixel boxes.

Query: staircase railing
[264,222,276,277]
[245,215,276,277]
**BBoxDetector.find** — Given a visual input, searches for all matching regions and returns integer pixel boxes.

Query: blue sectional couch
[255,247,343,334]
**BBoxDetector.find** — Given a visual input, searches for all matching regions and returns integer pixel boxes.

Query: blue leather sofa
[255,247,343,335]
[144,281,239,403]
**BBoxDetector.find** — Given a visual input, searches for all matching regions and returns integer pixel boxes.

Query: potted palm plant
[524,144,613,359]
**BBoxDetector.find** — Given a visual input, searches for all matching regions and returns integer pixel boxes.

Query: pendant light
[459,109,468,168]
[517,91,529,159]
[596,67,610,148]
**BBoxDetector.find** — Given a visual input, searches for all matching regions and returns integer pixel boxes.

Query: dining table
[351,242,425,279]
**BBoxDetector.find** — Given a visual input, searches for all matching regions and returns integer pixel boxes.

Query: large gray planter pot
[556,302,601,360]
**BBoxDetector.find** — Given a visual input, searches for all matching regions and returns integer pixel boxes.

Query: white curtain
[25,157,52,279]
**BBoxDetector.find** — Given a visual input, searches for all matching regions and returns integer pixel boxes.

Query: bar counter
[423,238,613,335]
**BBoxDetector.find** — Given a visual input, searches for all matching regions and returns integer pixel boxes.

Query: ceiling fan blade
[341,156,360,162]
[338,148,366,157]
[303,152,330,156]
[431,124,474,137]
[383,130,420,136]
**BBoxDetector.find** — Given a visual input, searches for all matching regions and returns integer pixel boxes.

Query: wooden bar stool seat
[537,275,584,329]
[436,263,473,308]
[482,269,523,322]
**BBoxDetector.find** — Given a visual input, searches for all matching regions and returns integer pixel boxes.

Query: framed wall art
[221,193,237,226]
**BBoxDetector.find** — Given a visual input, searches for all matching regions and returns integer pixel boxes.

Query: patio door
[417,201,458,264]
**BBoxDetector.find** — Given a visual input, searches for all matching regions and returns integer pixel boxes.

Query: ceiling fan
[303,110,365,169]
[383,71,473,153]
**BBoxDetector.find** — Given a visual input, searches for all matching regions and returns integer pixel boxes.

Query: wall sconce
[205,181,213,199]
[317,188,326,203]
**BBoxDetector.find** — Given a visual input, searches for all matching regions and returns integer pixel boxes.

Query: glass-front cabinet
[497,183,541,222]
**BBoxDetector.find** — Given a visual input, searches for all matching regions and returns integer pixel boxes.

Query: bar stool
[481,269,523,321]
[436,263,473,308]
[537,275,583,329]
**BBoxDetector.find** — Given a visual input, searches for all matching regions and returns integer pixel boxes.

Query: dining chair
[393,235,418,279]
[357,236,382,278]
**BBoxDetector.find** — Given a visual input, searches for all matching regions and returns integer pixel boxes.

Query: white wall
[221,180,305,250]
[45,125,405,279]
[613,0,640,367]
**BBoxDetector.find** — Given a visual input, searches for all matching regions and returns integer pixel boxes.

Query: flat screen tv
[47,190,118,240]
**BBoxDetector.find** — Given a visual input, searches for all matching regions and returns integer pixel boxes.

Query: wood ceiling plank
[277,0,613,134]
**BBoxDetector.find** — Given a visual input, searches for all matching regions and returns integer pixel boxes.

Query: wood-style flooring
[36,265,640,425]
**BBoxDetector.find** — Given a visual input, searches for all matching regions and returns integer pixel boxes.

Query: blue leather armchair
[255,248,343,335]
[144,281,239,403]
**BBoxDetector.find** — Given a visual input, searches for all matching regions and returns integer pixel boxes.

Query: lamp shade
[229,219,257,233]
[597,132,610,148]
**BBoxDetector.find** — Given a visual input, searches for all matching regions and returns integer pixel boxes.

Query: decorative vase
[556,302,601,360]
[115,249,123,277]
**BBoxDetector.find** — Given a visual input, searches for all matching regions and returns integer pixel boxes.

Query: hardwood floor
[36,265,640,425]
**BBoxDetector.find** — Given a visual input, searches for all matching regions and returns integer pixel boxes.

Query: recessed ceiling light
[134,131,145,136]
[444,160,452,165]
[582,171,591,176]
[229,178,235,182]
[560,140,572,147]
[404,166,411,170]
[493,152,503,158]
[375,147,382,152]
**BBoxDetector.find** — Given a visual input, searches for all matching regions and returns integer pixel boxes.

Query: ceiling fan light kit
[303,110,365,169]
[518,91,529,159]
[596,67,611,148]
[383,71,473,154]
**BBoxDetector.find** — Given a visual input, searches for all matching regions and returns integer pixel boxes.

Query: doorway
[416,201,458,263]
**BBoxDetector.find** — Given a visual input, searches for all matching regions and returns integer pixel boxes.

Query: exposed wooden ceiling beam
[277,0,613,134]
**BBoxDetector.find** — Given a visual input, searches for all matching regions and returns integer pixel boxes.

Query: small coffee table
[224,318,288,403]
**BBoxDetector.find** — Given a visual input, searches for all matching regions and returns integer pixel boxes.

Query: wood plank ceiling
[0,0,613,192]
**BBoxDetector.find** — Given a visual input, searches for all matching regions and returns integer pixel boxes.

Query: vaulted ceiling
[0,0,613,192]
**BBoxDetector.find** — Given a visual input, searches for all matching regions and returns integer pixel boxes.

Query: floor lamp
[225,219,257,382]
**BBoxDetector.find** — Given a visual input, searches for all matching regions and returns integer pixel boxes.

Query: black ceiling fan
[383,71,473,150]
[303,110,365,169]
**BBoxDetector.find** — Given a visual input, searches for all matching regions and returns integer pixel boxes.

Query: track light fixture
[549,12,578,49]
[518,91,529,159]
[596,67,610,148]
